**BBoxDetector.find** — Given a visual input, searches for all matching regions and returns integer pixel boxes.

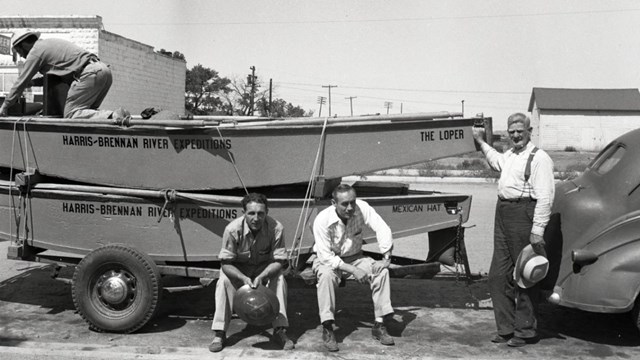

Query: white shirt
[481,141,555,236]
[313,199,393,269]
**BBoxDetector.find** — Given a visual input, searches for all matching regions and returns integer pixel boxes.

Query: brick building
[528,87,640,151]
[0,15,186,116]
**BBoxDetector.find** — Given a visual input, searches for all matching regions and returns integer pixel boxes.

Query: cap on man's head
[12,29,40,49]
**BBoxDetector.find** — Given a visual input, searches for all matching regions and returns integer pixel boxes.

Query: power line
[278,81,529,95]
[276,85,525,110]
[108,8,640,26]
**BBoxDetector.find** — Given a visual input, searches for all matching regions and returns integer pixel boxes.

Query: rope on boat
[156,189,177,223]
[8,117,33,245]
[288,116,331,273]
[215,127,249,196]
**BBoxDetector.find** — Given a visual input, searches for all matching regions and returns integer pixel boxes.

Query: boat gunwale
[0,111,472,131]
[0,179,471,204]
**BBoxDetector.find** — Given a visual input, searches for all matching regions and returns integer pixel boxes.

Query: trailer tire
[72,244,162,333]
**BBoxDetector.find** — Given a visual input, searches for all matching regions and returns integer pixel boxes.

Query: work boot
[273,327,295,350]
[208,330,226,352]
[322,327,339,352]
[372,322,395,346]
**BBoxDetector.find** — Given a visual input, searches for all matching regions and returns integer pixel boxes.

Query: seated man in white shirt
[312,183,395,352]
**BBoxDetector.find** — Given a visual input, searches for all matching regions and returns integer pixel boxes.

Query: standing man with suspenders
[472,112,555,347]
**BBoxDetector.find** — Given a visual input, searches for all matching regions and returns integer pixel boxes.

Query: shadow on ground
[0,265,74,314]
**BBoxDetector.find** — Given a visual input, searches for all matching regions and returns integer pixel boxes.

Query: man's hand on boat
[472,126,486,143]
[0,103,8,117]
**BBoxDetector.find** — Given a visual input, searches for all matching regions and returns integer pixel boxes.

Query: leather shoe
[274,327,295,350]
[507,336,538,347]
[491,333,513,343]
[372,322,395,346]
[322,327,339,352]
[208,330,226,352]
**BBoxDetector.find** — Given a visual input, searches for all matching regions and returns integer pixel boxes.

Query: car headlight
[571,249,598,273]
[571,249,598,266]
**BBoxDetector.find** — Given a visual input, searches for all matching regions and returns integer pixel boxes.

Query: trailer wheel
[72,244,162,333]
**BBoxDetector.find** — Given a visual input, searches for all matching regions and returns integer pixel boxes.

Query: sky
[4,0,640,129]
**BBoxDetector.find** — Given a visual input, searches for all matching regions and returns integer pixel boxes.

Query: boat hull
[0,114,485,190]
[0,179,471,264]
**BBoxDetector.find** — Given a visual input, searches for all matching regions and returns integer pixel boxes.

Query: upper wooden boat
[0,112,490,191]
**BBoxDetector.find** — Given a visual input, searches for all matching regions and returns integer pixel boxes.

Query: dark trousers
[489,199,540,339]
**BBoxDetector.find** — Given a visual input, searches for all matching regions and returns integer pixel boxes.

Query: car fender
[554,213,640,313]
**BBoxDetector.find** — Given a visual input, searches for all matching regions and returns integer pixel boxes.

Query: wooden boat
[0,177,470,269]
[0,112,490,191]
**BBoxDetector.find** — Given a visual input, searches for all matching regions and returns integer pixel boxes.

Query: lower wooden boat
[0,177,470,267]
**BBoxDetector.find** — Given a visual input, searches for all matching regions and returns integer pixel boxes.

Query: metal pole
[322,85,337,117]
[248,66,256,116]
[317,96,325,117]
[269,78,273,116]
[384,101,393,115]
[345,96,357,116]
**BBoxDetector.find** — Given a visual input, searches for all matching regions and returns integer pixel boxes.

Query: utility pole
[461,100,465,117]
[322,85,337,117]
[384,101,393,114]
[317,96,326,117]
[268,78,273,116]
[247,66,257,115]
[400,102,403,114]
[345,96,357,116]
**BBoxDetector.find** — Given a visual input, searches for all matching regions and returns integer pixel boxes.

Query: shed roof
[528,87,640,112]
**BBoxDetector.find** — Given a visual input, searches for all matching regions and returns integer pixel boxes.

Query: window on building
[1,72,18,93]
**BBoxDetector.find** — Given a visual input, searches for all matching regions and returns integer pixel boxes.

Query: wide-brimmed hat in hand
[514,244,549,288]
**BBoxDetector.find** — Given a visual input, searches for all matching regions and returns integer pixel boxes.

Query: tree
[257,97,314,117]
[216,71,314,117]
[185,64,232,115]
[220,76,267,116]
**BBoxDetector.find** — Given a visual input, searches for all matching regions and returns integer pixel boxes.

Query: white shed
[528,87,640,151]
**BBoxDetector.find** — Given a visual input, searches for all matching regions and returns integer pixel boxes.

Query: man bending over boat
[209,192,294,352]
[0,30,129,121]
[312,183,395,352]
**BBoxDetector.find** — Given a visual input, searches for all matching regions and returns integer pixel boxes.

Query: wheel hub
[97,271,133,305]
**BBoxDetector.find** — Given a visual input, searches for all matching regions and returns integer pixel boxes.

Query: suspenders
[524,147,539,182]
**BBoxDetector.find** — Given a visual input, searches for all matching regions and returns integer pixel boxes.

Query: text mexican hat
[514,244,549,288]
[12,29,40,49]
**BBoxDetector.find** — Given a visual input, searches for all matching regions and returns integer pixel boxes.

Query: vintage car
[543,127,640,331]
